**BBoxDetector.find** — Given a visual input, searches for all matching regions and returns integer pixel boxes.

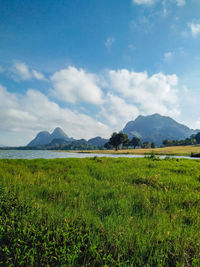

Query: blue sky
[0,0,200,145]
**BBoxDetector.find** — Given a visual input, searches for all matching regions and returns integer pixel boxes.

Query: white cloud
[188,22,200,38]
[13,62,32,80]
[105,37,115,49]
[0,65,185,146]
[107,69,180,117]
[162,0,168,17]
[0,84,111,146]
[164,51,173,62]
[101,93,139,128]
[175,0,185,6]
[51,66,103,105]
[32,70,47,81]
[132,0,155,5]
[12,61,47,81]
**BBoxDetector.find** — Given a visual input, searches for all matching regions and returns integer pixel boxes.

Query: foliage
[141,141,151,148]
[195,132,200,144]
[162,133,200,147]
[130,136,141,148]
[108,132,129,150]
[0,158,200,266]
[151,142,156,148]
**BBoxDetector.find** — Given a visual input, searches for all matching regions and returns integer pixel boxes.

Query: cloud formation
[51,66,103,104]
[12,61,47,81]
[107,69,180,117]
[101,93,139,127]
[0,65,182,145]
[0,84,111,145]
[175,0,185,6]
[132,0,155,5]
[188,22,200,38]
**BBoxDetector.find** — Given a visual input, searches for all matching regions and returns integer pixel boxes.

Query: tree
[104,142,112,149]
[195,132,200,144]
[108,132,130,150]
[163,139,170,146]
[142,141,151,148]
[151,142,156,148]
[131,137,141,149]
[122,134,130,148]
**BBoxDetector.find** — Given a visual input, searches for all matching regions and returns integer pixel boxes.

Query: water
[0,150,197,160]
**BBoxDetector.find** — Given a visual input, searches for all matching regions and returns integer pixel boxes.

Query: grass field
[0,157,200,266]
[73,145,200,156]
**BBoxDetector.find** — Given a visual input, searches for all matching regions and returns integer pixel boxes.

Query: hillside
[27,127,74,146]
[122,113,199,146]
[88,136,108,146]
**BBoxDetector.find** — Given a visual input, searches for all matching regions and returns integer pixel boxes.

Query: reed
[0,157,200,266]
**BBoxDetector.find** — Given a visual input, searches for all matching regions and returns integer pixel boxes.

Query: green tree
[195,132,200,144]
[122,134,130,148]
[151,142,156,148]
[163,139,171,146]
[108,132,129,150]
[131,137,141,149]
[142,141,151,148]
[104,142,112,149]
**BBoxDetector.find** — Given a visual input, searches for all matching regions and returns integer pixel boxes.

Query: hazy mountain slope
[27,131,52,146]
[122,113,199,146]
[50,127,74,142]
[88,136,108,146]
[27,127,74,146]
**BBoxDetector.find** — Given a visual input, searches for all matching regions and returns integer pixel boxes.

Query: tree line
[104,131,200,151]
[104,132,156,150]
[162,132,200,147]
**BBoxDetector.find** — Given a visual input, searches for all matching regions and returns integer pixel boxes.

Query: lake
[0,150,197,159]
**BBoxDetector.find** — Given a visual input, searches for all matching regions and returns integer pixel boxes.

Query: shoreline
[64,144,200,156]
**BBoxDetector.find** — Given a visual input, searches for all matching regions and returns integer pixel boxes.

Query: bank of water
[0,150,198,159]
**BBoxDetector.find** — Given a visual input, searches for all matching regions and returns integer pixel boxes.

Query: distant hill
[48,138,72,146]
[122,113,199,146]
[27,115,199,148]
[27,127,75,146]
[27,127,108,148]
[88,136,108,146]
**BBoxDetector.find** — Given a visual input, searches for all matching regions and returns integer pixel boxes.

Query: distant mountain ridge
[122,113,199,146]
[27,127,75,146]
[27,115,199,148]
[88,136,109,146]
[27,128,108,147]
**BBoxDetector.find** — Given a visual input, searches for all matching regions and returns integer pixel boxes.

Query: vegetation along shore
[0,157,200,266]
[70,144,200,156]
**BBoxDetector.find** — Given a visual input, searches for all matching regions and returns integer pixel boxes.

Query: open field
[0,157,200,266]
[72,145,200,156]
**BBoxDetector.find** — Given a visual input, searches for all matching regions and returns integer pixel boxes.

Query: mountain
[48,138,72,146]
[122,113,199,146]
[88,136,108,146]
[50,127,74,141]
[27,131,51,146]
[27,127,75,146]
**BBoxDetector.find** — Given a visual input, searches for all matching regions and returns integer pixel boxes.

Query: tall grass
[75,144,200,156]
[0,157,200,266]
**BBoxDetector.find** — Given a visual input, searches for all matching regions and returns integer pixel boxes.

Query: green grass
[0,157,200,266]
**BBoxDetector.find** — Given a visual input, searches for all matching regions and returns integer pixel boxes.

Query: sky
[0,0,200,146]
